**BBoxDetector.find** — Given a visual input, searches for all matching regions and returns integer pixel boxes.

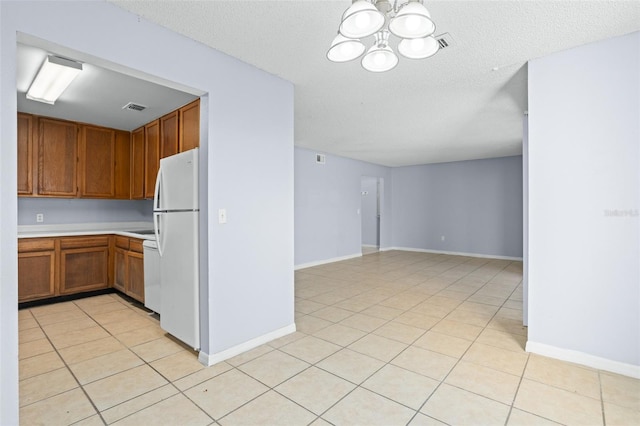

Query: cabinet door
[17,113,34,196]
[144,120,160,199]
[79,125,115,198]
[131,127,145,200]
[38,118,78,196]
[59,237,110,294]
[179,99,200,152]
[18,251,56,302]
[113,247,127,293]
[127,250,145,303]
[114,130,131,199]
[160,111,179,159]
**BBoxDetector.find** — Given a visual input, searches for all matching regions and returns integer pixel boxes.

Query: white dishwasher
[143,239,161,314]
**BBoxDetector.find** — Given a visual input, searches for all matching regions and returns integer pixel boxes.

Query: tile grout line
[599,370,607,425]
[21,253,544,425]
[26,295,210,425]
[403,259,520,425]
[75,295,219,425]
[503,351,531,425]
[25,302,109,426]
[298,255,515,424]
[226,255,483,424]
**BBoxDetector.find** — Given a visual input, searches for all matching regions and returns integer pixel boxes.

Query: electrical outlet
[218,208,227,224]
[36,213,44,223]
[441,235,445,241]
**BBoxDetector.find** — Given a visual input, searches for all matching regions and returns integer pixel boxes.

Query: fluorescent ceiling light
[26,55,82,105]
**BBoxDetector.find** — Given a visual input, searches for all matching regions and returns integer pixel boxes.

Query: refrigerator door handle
[154,165,163,210]
[154,212,163,257]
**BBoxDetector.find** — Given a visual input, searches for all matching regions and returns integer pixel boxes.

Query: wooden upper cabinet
[38,118,78,197]
[160,111,179,159]
[17,113,34,196]
[130,126,145,200]
[79,125,115,198]
[144,120,160,199]
[179,99,200,152]
[114,130,131,199]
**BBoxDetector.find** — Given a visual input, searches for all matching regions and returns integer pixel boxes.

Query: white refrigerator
[153,148,200,350]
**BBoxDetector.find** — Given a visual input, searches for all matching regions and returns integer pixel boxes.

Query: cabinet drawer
[60,236,110,249]
[18,238,55,252]
[129,238,144,253]
[115,236,130,250]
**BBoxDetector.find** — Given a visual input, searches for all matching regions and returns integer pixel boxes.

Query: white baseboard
[198,323,296,367]
[294,253,362,270]
[526,341,640,379]
[361,244,378,248]
[390,247,523,261]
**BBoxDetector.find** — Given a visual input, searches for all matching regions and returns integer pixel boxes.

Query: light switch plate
[218,209,227,224]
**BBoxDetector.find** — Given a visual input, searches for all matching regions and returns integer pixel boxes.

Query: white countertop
[18,221,156,240]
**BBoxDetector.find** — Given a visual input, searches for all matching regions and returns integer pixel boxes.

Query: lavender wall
[18,198,153,225]
[1,3,294,421]
[391,156,523,258]
[294,147,392,267]
[527,31,639,372]
[360,176,379,246]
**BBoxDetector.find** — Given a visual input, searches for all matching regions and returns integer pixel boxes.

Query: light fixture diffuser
[361,31,398,72]
[26,55,82,105]
[327,0,442,72]
[398,35,439,59]
[327,34,366,62]
[339,0,385,39]
[388,1,435,39]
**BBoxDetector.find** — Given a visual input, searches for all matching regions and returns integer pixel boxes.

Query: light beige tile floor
[18,251,640,425]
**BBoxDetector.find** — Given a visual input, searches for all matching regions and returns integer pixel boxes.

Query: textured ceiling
[107,1,640,165]
[16,41,198,131]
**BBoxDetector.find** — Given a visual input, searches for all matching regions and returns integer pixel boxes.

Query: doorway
[361,176,382,255]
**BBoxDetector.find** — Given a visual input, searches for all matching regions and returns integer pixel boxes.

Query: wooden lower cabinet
[18,238,56,302]
[18,235,124,303]
[113,246,127,293]
[127,251,145,302]
[112,237,145,303]
[59,237,110,295]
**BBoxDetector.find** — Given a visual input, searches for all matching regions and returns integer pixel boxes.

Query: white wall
[527,31,639,375]
[1,2,294,422]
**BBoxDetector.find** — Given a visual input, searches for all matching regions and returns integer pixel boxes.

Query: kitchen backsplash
[18,198,153,225]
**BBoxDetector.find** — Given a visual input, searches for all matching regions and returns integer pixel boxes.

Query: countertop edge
[18,222,155,240]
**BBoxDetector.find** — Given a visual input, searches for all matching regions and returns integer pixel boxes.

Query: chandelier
[327,0,439,72]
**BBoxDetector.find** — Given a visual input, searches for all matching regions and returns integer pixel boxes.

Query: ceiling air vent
[122,102,147,112]
[435,33,454,50]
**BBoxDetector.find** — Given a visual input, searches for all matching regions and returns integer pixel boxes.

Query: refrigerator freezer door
[159,210,200,349]
[154,148,199,212]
